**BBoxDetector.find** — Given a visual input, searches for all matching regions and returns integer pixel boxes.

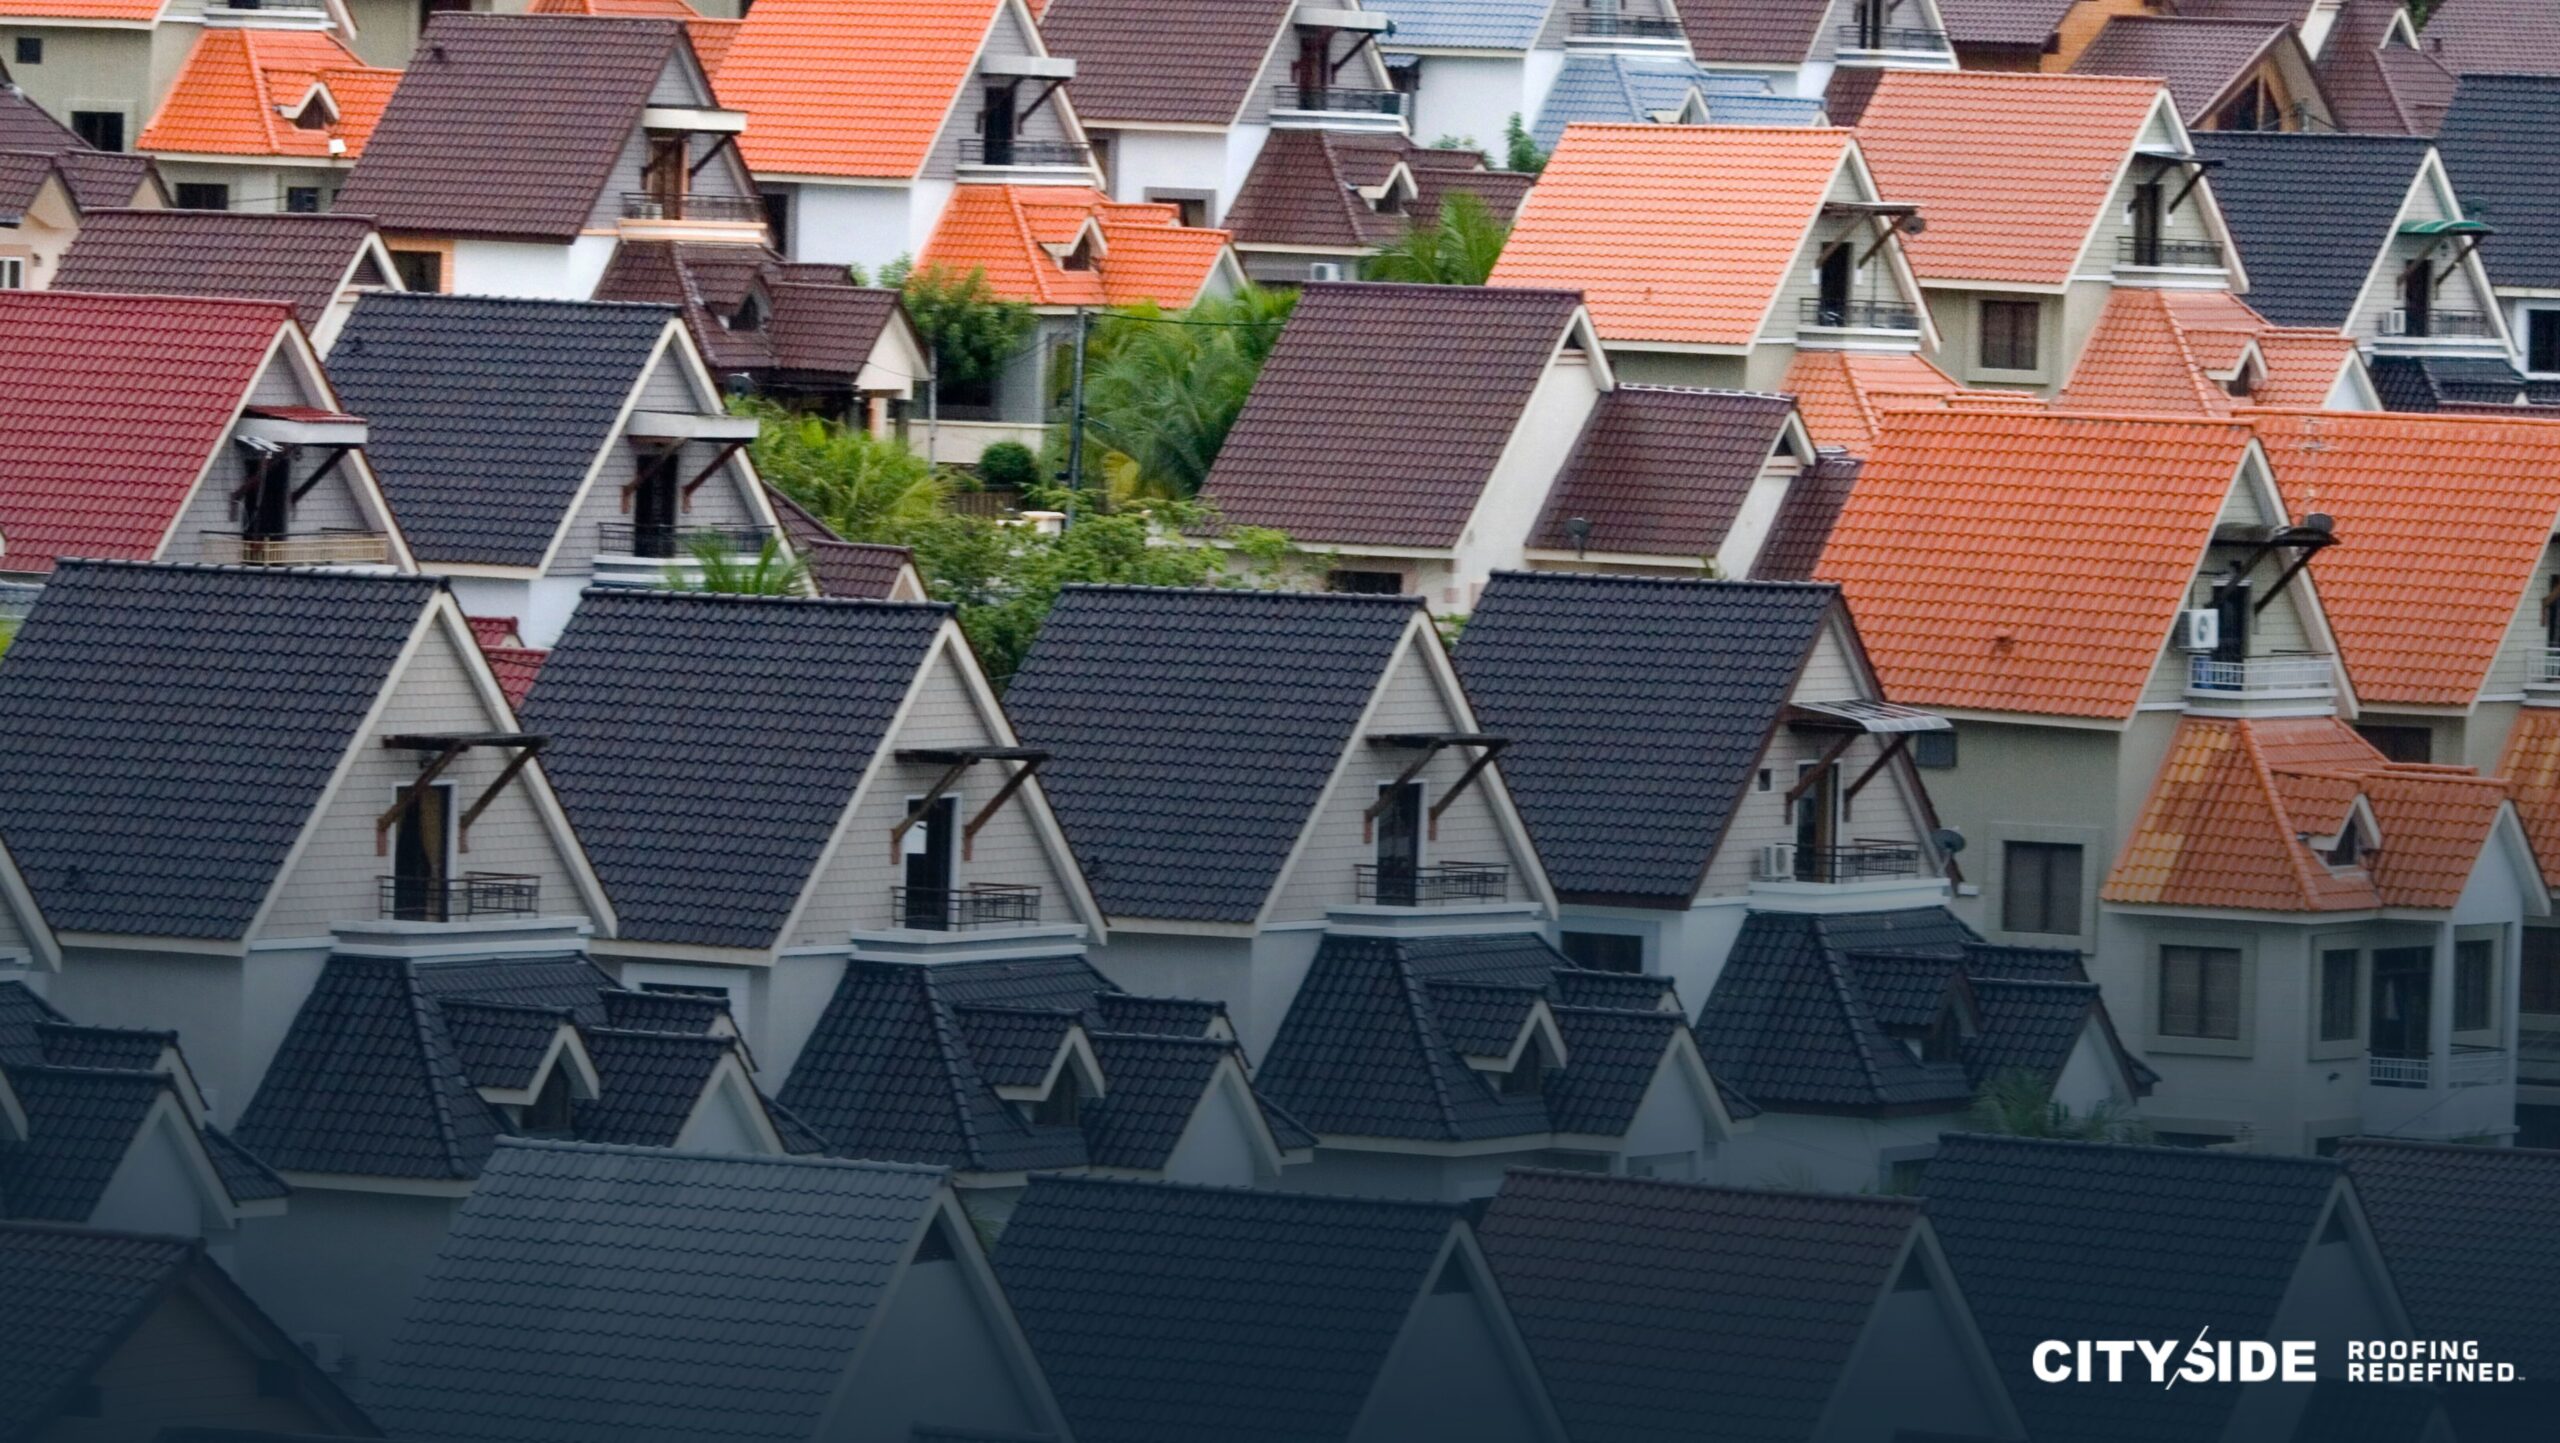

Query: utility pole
[1065,306,1089,522]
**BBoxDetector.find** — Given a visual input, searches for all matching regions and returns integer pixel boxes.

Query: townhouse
[0,0,363,159]
[2433,73,2560,391]
[1221,129,1532,284]
[1690,0,1960,99]
[137,27,393,212]
[53,209,399,348]
[0,87,162,289]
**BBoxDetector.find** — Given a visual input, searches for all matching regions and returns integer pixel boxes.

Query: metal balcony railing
[1354,860,1508,906]
[1838,22,1948,49]
[596,521,772,560]
[2533,649,2560,687]
[959,138,1094,168]
[2117,235,2225,268]
[2187,653,2336,699]
[2370,1047,2510,1089]
[2382,307,2496,339]
[379,872,541,922]
[1794,840,1923,883]
[0,581,41,625]
[620,192,770,225]
[200,530,390,566]
[892,882,1043,931]
[1273,84,1410,118]
[1800,295,1921,331]
[1567,13,1687,40]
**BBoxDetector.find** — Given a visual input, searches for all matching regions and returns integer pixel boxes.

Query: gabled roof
[0,90,154,210]
[327,293,677,568]
[2070,16,2311,123]
[1490,124,1865,346]
[1931,0,2077,49]
[764,486,920,599]
[1922,1134,2355,1443]
[2367,352,2529,411]
[139,28,398,160]
[1697,908,1982,1110]
[1856,70,2178,286]
[1752,451,1865,581]
[1532,55,1825,148]
[593,243,915,386]
[0,563,438,940]
[720,0,1013,180]
[336,14,701,242]
[919,186,1236,308]
[1819,410,2260,719]
[2421,0,2560,77]
[368,1140,967,1443]
[0,151,81,225]
[2061,288,2355,413]
[531,0,744,73]
[54,211,388,331]
[0,0,156,20]
[1360,0,1552,51]
[2337,1138,2560,1379]
[1684,0,1839,65]
[521,590,951,949]
[1003,586,1423,922]
[2498,708,2560,887]
[0,291,298,575]
[2250,408,2560,706]
[2434,72,2560,289]
[2193,130,2435,327]
[2105,714,2518,912]
[1198,282,1588,548]
[1037,0,1294,125]
[1455,573,1841,904]
[1223,131,1532,253]
[1528,388,1803,559]
[1778,349,2014,456]
[2319,0,2456,134]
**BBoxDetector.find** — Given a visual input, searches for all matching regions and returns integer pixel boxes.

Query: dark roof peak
[570,584,954,621]
[1481,568,1839,595]
[1301,279,1584,306]
[1021,1170,1464,1216]
[1499,1164,1922,1215]
[1055,581,1422,608]
[492,1134,949,1178]
[1936,1130,2343,1173]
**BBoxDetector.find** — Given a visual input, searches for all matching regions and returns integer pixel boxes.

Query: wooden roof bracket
[457,739,546,854]
[1331,30,1380,78]
[687,131,738,179]
[1018,77,1069,123]
[1854,209,1923,269]
[375,734,547,855]
[1783,730,1863,806]
[1843,733,1912,803]
[1426,739,1507,842]
[682,438,752,500]
[2164,159,2212,217]
[891,758,974,861]
[962,754,1044,862]
[291,445,355,504]
[375,739,468,856]
[1363,733,1508,842]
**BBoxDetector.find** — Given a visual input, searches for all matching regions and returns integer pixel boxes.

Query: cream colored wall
[0,26,155,150]
[162,349,376,563]
[553,346,763,576]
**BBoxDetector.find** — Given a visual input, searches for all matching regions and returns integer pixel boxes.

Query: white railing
[2367,1048,2511,1089]
[2532,648,2560,687]
[2368,1053,2431,1087]
[2187,653,2336,699]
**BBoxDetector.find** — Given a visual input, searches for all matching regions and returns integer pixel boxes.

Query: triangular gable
[88,1088,245,1237]
[1354,1225,1569,1443]
[1818,1219,2027,1441]
[1757,139,1943,352]
[2069,89,2251,293]
[2341,148,2511,350]
[675,1047,791,1154]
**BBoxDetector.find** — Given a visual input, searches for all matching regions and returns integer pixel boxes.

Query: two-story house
[326,294,782,648]
[54,210,400,349]
[1221,130,1533,285]
[2061,287,2375,413]
[1004,586,1555,1056]
[719,0,1090,270]
[1491,124,1938,395]
[336,14,761,299]
[2200,130,2520,408]
[137,27,393,213]
[1689,0,1960,100]
[0,87,163,278]
[0,0,359,160]
[0,290,409,582]
[1039,0,1401,228]
[2067,15,2336,131]
[2433,74,2560,395]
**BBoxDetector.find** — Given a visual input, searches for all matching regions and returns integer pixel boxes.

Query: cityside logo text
[2034,1334,2519,1386]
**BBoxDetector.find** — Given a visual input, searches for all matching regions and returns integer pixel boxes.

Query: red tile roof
[917,186,1233,307]
[2061,289,2352,416]
[1779,350,2026,456]
[1490,124,1862,347]
[2497,708,2560,888]
[0,291,294,575]
[2248,408,2560,708]
[1856,71,2171,286]
[1817,410,2256,718]
[719,0,1007,180]
[2106,714,2513,912]
[139,29,398,160]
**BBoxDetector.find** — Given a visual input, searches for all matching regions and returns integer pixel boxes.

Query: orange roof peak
[140,28,399,161]
[918,185,1233,308]
[719,0,1010,181]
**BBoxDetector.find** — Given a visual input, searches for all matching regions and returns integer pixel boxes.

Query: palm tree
[738,403,948,543]
[1967,1069,2152,1143]
[669,534,811,596]
[1077,286,1297,498]
[1362,192,1511,286]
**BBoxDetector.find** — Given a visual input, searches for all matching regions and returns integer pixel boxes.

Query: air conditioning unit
[2380,308,2411,338]
[2178,608,2220,653]
[1758,843,1797,881]
[1307,262,1345,282]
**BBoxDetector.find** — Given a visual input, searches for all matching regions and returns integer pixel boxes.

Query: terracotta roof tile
[918,185,1231,307]
[2070,17,2298,123]
[1528,387,1799,557]
[2249,408,2560,707]
[2061,288,2305,415]
[139,29,398,160]
[1856,70,2169,286]
[530,0,741,71]
[0,0,158,18]
[720,0,1005,179]
[0,291,294,575]
[53,210,380,329]
[1038,0,1295,125]
[2497,708,2560,887]
[1779,349,2024,455]
[1489,124,1858,347]
[1816,410,2253,718]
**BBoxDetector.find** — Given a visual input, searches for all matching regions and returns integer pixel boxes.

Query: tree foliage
[738,400,948,543]
[880,257,1036,396]
[1076,286,1298,498]
[1503,113,1547,175]
[670,533,811,596]
[974,440,1042,492]
[1967,1070,2152,1143]
[1362,192,1510,286]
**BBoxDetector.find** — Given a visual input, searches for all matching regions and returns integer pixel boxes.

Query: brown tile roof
[0,90,156,210]
[335,14,692,242]
[2319,0,2456,133]
[1753,450,1863,582]
[2071,16,2300,122]
[1200,281,1587,548]
[767,485,919,599]
[2420,0,2560,77]
[1683,0,1836,64]
[1039,0,1297,125]
[1935,0,2078,49]
[53,211,381,330]
[1224,131,1531,253]
[1528,388,1798,558]
[593,242,907,384]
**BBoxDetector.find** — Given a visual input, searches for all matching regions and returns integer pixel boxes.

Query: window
[2324,823,2362,868]
[979,81,1018,165]
[2319,948,2360,1041]
[521,1066,574,1135]
[0,257,22,291]
[1755,768,1772,792]
[1978,299,2039,372]
[1146,190,1211,229]
[13,37,39,64]
[420,0,468,25]
[1917,1008,1961,1064]
[71,111,123,152]
[629,445,682,557]
[285,186,323,214]
[174,182,230,211]
[2530,310,2560,375]
[2456,936,2496,1032]
[2356,724,2432,764]
[388,782,453,921]
[1560,931,1643,973]
[2525,928,2560,1015]
[1326,568,1404,595]
[1912,730,1957,769]
[391,249,442,293]
[760,189,791,247]
[1814,243,1852,326]
[901,793,958,929]
[1032,1070,1081,1126]
[291,98,331,131]
[2159,945,2243,1040]
[2001,841,2082,934]
[1499,1044,1546,1097]
[1374,779,1423,905]
[729,292,765,333]
[2127,180,2165,265]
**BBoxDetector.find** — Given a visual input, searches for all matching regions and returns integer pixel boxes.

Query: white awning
[627,411,762,443]
[1790,699,1953,733]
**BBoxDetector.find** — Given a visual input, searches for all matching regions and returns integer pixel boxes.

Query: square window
[2000,841,2082,935]
[174,182,230,211]
[1912,730,1957,769]
[2159,945,2243,1039]
[1978,299,2040,372]
[1560,931,1643,973]
[2355,724,2432,764]
[0,257,22,291]
[1326,569,1405,595]
[70,111,122,153]
[390,249,443,293]
[285,186,323,214]
[2525,928,2560,1015]
[2318,949,2359,1041]
[14,37,40,64]
[2530,310,2560,375]
[2456,937,2496,1032]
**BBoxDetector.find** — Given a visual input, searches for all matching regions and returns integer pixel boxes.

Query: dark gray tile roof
[0,982,63,1065]
[1478,1170,1924,1443]
[594,244,908,390]
[437,1001,572,1093]
[1004,586,1420,922]
[369,1139,949,1443]
[1081,1032,1250,1169]
[1696,909,1977,1111]
[993,1175,1465,1443]
[29,1022,169,1073]
[328,293,675,567]
[1753,450,1862,582]
[599,988,729,1034]
[53,211,379,330]
[1037,0,1296,125]
[201,1127,290,1205]
[521,590,949,948]
[2337,1138,2560,1377]
[2367,352,2528,410]
[953,1007,1078,1090]
[0,1068,164,1221]
[573,1029,737,1147]
[0,561,437,940]
[1089,993,1225,1038]
[1921,1134,2345,1443]
[1530,389,1799,558]
[412,954,621,1027]
[0,1224,198,1440]
[1964,977,2103,1088]
[2435,74,2560,288]
[1454,572,1838,904]
[2193,131,2433,328]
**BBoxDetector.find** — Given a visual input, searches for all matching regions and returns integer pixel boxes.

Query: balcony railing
[620,192,769,225]
[596,521,772,560]
[2117,235,2225,269]
[0,582,42,625]
[1800,295,1921,331]
[2187,653,2336,699]
[2382,307,2496,340]
[1567,13,1686,40]
[2533,648,2560,688]
[892,882,1043,931]
[1273,84,1410,118]
[379,872,541,922]
[959,138,1094,168]
[1354,860,1508,906]
[2369,1046,2510,1089]
[1795,840,1923,883]
[200,530,390,566]
[1837,22,1948,49]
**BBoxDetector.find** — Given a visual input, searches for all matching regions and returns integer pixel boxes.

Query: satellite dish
[1931,827,1966,857]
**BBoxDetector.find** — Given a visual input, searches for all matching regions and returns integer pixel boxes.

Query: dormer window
[1061,234,1095,272]
[520,1065,574,1137]
[1500,1042,1547,1098]
[1032,1069,1082,1126]
[1916,1006,1962,1065]
[291,98,332,132]
[2226,360,2259,399]
[729,292,766,334]
[2326,829,2361,867]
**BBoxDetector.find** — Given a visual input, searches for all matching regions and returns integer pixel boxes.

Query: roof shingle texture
[0,1225,196,1441]
[327,293,674,567]
[2069,16,2295,121]
[2337,1138,2560,1377]
[1490,124,1853,345]
[1753,450,1864,582]
[764,486,918,599]
[1532,55,1824,148]
[1683,0,1834,63]
[2061,288,2348,414]
[335,14,682,242]
[2193,129,2433,327]
[2498,706,2560,886]
[1528,388,1797,557]
[1778,349,1993,456]
[2320,0,2456,134]
[0,562,433,939]
[2421,0,2560,76]
[0,89,154,210]
[720,0,1005,179]
[2434,72,2560,289]
[1934,0,2078,47]
[593,242,908,383]
[1003,586,1418,922]
[522,590,948,948]
[1455,572,1837,903]
[1697,908,1978,1109]
[53,211,378,330]
[138,28,398,160]
[1199,282,1582,547]
[368,1140,947,1443]
[1037,0,1294,125]
[1223,130,1531,253]
[1362,0,1552,51]
[920,186,1232,308]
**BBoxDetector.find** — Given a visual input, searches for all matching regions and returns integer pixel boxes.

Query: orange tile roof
[918,185,1233,307]
[2251,330,2360,408]
[2106,715,2513,912]
[0,0,158,19]
[717,0,1005,180]
[1488,124,1859,347]
[2061,289,2357,417]
[2248,408,2560,708]
[1856,71,2169,286]
[139,30,398,161]
[2497,708,2560,888]
[1779,350,2032,455]
[529,0,740,71]
[1816,410,2253,718]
